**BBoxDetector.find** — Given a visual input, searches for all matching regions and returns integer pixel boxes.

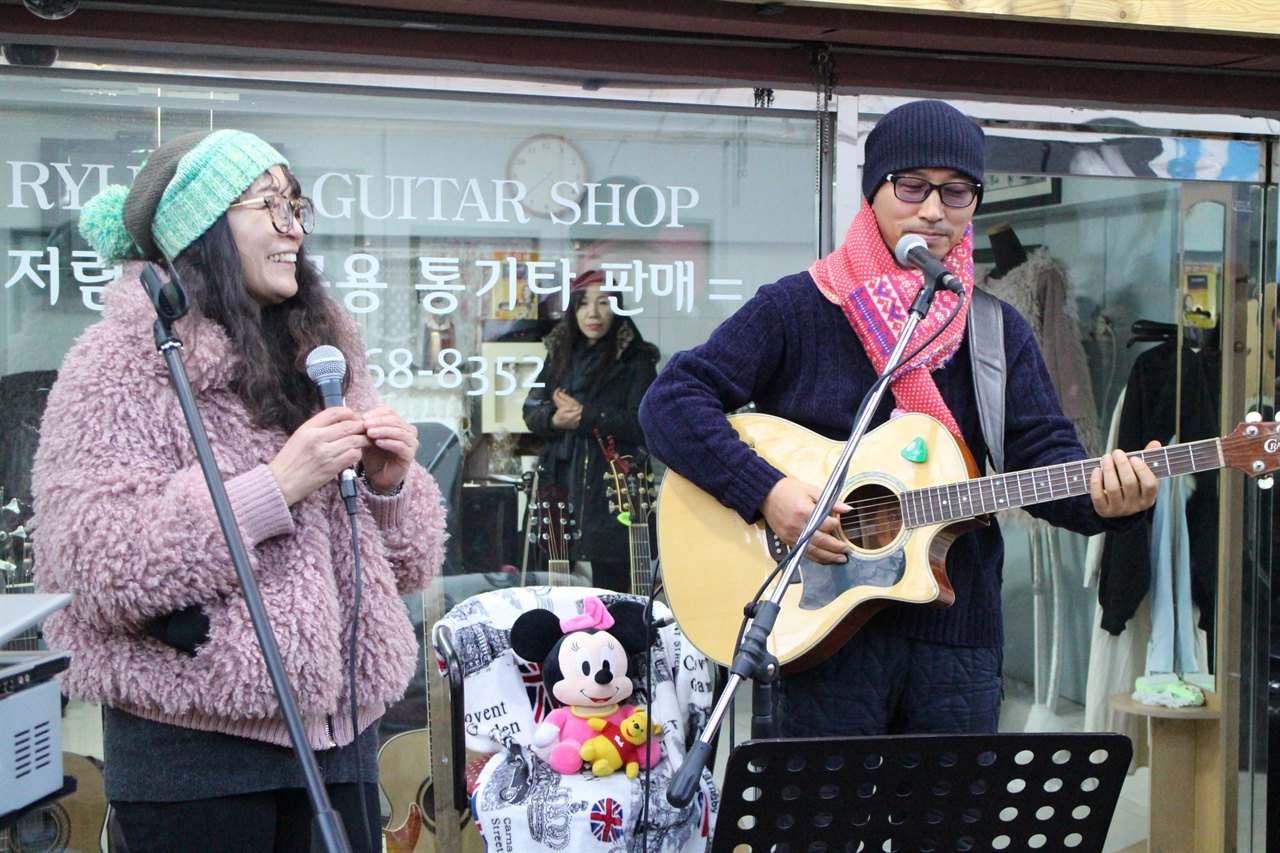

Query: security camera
[3,44,58,66]
[22,0,80,21]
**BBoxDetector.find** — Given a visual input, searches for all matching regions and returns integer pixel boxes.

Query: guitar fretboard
[901,438,1223,528]
[630,525,653,596]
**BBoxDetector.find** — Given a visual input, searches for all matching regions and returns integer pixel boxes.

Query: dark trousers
[110,783,380,853]
[777,620,1003,737]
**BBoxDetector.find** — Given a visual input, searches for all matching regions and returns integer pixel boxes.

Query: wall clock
[506,134,588,218]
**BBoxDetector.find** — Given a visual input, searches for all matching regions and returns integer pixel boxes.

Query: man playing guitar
[639,100,1158,739]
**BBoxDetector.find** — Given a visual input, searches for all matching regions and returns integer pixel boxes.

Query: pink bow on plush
[560,596,615,633]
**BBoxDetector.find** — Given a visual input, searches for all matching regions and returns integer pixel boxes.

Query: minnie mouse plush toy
[509,595,663,774]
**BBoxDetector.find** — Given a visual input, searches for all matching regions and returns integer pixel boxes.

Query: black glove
[145,604,210,655]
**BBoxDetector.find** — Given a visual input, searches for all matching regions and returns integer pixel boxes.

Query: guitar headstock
[529,481,576,560]
[611,468,657,524]
[1222,416,1280,486]
[595,431,655,525]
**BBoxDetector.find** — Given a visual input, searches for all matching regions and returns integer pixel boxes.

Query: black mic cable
[343,510,369,850]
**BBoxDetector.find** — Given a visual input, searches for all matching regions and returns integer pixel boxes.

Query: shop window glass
[0,71,819,577]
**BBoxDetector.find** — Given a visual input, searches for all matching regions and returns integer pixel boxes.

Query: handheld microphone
[304,345,358,513]
[894,235,965,295]
[305,345,347,409]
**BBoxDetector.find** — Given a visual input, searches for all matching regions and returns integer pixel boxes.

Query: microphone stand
[667,271,963,809]
[140,263,352,853]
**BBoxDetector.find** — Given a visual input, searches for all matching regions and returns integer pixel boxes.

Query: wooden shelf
[1108,691,1223,852]
[1108,692,1220,720]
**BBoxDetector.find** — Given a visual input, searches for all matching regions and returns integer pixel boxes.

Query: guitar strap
[967,287,1006,474]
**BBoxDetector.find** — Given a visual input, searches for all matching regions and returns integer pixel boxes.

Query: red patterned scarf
[809,203,975,438]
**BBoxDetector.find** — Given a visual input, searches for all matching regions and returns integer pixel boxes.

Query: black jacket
[1098,341,1220,640]
[523,320,659,564]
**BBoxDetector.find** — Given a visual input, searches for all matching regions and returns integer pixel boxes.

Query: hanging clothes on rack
[1146,466,1203,674]
[982,238,1101,456]
[1096,337,1220,650]
[980,227,1101,726]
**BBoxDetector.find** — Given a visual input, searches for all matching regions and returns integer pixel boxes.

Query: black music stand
[712,732,1132,853]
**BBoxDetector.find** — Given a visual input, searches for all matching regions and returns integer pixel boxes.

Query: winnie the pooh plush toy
[509,595,663,775]
[581,707,663,778]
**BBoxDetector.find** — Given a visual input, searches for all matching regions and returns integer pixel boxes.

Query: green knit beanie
[79,129,288,262]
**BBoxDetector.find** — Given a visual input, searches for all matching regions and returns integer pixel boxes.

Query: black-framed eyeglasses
[885,174,981,209]
[227,194,315,234]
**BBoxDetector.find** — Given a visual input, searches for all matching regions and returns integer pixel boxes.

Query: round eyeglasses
[885,174,980,209]
[227,194,315,235]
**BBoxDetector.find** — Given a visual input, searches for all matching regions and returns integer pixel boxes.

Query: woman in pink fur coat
[32,130,447,853]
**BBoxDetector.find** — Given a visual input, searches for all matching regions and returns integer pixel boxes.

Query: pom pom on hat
[79,184,141,262]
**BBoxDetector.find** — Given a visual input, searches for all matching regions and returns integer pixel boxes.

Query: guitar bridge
[764,526,788,562]
[764,527,800,584]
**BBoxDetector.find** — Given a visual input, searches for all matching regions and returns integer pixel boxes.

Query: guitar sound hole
[11,802,71,849]
[841,483,902,550]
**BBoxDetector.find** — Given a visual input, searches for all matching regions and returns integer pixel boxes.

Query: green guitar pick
[901,437,928,463]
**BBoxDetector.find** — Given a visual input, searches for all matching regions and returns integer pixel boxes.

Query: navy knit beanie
[862,100,986,207]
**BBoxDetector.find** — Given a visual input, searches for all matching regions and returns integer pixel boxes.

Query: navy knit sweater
[640,272,1131,649]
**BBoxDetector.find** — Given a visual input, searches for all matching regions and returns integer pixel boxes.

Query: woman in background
[523,270,660,593]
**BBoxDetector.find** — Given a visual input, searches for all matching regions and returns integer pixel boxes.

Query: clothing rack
[1128,319,1216,350]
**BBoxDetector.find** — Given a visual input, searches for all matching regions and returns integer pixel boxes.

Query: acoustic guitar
[529,481,575,586]
[656,412,1280,674]
[596,432,660,597]
[377,609,472,852]
[0,753,107,853]
[377,729,430,853]
[378,567,473,851]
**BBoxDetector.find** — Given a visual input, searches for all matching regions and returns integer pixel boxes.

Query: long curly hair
[171,167,347,434]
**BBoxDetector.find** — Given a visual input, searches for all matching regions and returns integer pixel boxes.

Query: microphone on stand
[894,234,966,295]
[305,345,358,515]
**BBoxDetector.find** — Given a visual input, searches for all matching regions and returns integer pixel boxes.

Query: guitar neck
[548,559,572,585]
[629,524,652,595]
[901,437,1224,528]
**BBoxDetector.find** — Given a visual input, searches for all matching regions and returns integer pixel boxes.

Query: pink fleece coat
[32,265,447,750]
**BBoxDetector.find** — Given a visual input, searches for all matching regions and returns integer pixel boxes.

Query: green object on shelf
[1133,675,1205,707]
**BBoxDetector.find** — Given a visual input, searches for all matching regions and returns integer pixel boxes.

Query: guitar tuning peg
[10,525,27,540]
[1,498,20,516]
[608,501,618,513]
[1245,411,1262,423]
[0,559,16,575]
[1258,476,1274,490]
